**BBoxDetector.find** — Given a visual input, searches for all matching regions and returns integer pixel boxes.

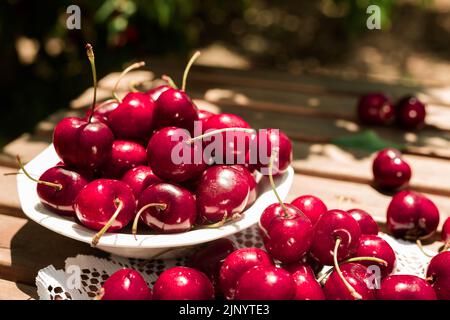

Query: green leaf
[331,130,404,152]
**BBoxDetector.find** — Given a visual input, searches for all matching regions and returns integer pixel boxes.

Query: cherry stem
[317,267,334,284]
[132,203,167,240]
[16,156,62,190]
[344,256,388,266]
[187,127,255,144]
[162,74,178,89]
[442,241,450,252]
[182,51,200,92]
[91,199,124,247]
[333,237,362,300]
[112,61,146,103]
[85,44,97,123]
[268,150,288,216]
[93,287,105,300]
[416,239,435,258]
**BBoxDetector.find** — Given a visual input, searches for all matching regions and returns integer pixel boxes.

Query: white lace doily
[35,226,435,300]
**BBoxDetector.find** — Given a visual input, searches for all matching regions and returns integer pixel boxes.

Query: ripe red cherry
[291,195,327,225]
[426,251,450,300]
[19,158,88,216]
[147,127,206,183]
[219,248,274,300]
[121,165,161,199]
[196,165,250,224]
[396,95,426,130]
[284,263,325,300]
[74,179,136,246]
[146,84,171,102]
[152,266,214,300]
[357,93,395,125]
[377,275,437,300]
[355,235,396,277]
[235,266,296,300]
[99,268,151,300]
[323,263,375,300]
[197,109,215,122]
[187,239,236,295]
[53,117,114,171]
[310,209,361,265]
[108,92,155,142]
[230,165,257,208]
[348,208,379,235]
[102,140,147,179]
[372,148,411,190]
[133,182,196,234]
[387,190,440,240]
[85,99,119,126]
[441,217,450,245]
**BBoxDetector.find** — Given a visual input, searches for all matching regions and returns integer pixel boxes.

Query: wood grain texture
[0,279,36,300]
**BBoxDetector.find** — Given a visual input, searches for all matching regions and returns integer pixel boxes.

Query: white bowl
[17,145,294,259]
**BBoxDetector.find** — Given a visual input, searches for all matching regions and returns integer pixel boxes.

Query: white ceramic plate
[17,144,294,259]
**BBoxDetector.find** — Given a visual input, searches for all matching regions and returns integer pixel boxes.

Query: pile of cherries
[357,93,426,130]
[20,44,293,246]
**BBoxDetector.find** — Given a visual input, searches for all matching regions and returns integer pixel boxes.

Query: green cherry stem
[333,237,362,300]
[85,44,97,123]
[16,155,62,190]
[181,51,201,92]
[112,61,146,103]
[91,199,124,247]
[132,203,167,239]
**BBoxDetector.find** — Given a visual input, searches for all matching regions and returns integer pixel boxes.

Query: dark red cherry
[108,92,155,142]
[147,127,206,183]
[219,248,274,300]
[53,117,114,171]
[426,251,450,300]
[357,93,395,125]
[291,195,327,225]
[100,268,152,300]
[230,165,257,208]
[355,234,396,277]
[196,165,250,224]
[135,182,196,234]
[442,217,450,251]
[377,275,437,300]
[235,266,296,300]
[387,190,440,240]
[348,208,379,235]
[102,140,147,179]
[284,262,325,300]
[85,99,119,126]
[324,263,375,300]
[152,266,214,300]
[146,84,171,102]
[396,95,426,130]
[74,179,136,245]
[310,209,361,265]
[121,165,161,199]
[372,148,411,190]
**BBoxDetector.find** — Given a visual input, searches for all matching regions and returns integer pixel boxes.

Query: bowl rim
[17,144,294,249]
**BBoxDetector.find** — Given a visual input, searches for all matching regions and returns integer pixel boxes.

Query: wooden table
[1,65,449,299]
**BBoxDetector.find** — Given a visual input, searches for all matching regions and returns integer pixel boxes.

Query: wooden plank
[0,166,24,218]
[0,279,36,300]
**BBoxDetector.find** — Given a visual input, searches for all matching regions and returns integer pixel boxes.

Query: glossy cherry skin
[85,99,119,126]
[310,209,361,265]
[137,182,196,233]
[152,267,214,300]
[396,96,426,130]
[324,263,375,300]
[121,165,161,199]
[372,148,411,189]
[357,93,395,126]
[235,266,296,300]
[387,190,440,239]
[102,140,147,179]
[291,195,327,225]
[348,208,379,235]
[196,165,250,224]
[284,263,325,300]
[108,92,155,142]
[53,117,114,171]
[442,217,450,243]
[146,85,171,102]
[74,179,136,231]
[259,203,299,231]
[262,207,313,263]
[147,127,206,183]
[219,248,274,300]
[153,88,198,132]
[230,165,257,208]
[426,251,450,300]
[37,165,89,216]
[187,239,236,295]
[377,275,437,300]
[197,109,215,122]
[101,268,152,300]
[355,235,396,277]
